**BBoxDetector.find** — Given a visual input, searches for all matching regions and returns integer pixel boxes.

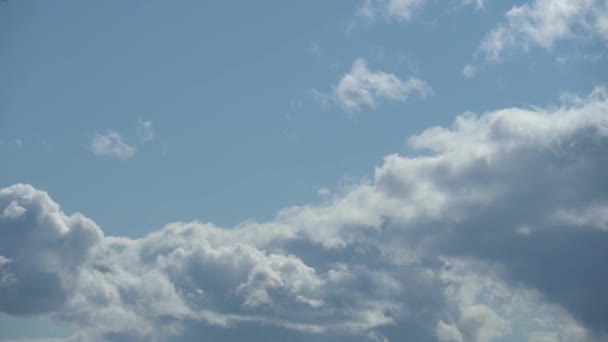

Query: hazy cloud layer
[2,87,608,341]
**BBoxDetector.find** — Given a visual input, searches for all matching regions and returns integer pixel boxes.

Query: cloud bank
[2,87,608,341]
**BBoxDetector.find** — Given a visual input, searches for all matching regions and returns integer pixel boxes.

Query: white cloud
[89,130,136,160]
[355,0,488,24]
[476,0,606,62]
[1,201,26,219]
[436,320,464,342]
[2,87,608,340]
[315,58,432,112]
[462,64,477,78]
[136,119,155,144]
[357,0,427,22]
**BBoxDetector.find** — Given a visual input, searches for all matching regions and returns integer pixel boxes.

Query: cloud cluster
[477,0,608,62]
[2,87,608,341]
[354,0,607,75]
[314,58,432,112]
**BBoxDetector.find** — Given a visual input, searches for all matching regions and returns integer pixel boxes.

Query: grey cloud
[2,87,608,341]
[0,184,103,316]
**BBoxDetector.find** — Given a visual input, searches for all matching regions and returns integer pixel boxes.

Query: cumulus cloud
[89,130,136,160]
[314,58,432,112]
[0,184,103,316]
[2,86,608,341]
[475,0,607,62]
[461,0,486,9]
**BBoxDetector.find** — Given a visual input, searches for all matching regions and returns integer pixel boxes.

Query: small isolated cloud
[474,0,608,63]
[136,119,155,144]
[89,130,136,160]
[314,58,432,112]
[308,42,321,56]
[461,0,486,9]
[356,0,428,22]
[462,64,477,78]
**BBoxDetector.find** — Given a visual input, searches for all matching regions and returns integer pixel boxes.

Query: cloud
[89,130,136,160]
[0,184,103,316]
[355,0,488,25]
[308,42,321,56]
[314,58,432,112]
[136,119,155,144]
[475,0,607,62]
[461,0,486,9]
[356,0,427,22]
[462,64,477,78]
[2,87,608,340]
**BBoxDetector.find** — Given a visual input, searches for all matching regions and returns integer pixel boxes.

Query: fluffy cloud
[2,87,608,341]
[89,130,136,160]
[0,184,103,316]
[476,0,607,62]
[314,58,432,112]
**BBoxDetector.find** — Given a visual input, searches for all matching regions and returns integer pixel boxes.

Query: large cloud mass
[1,87,608,341]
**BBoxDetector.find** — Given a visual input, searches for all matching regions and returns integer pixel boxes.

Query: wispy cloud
[356,0,428,22]
[355,0,487,25]
[475,0,607,63]
[136,119,155,144]
[462,64,477,78]
[314,58,432,112]
[89,130,136,160]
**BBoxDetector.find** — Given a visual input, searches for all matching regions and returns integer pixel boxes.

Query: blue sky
[1,0,608,341]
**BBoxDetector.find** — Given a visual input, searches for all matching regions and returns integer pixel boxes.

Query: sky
[0,0,607,341]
